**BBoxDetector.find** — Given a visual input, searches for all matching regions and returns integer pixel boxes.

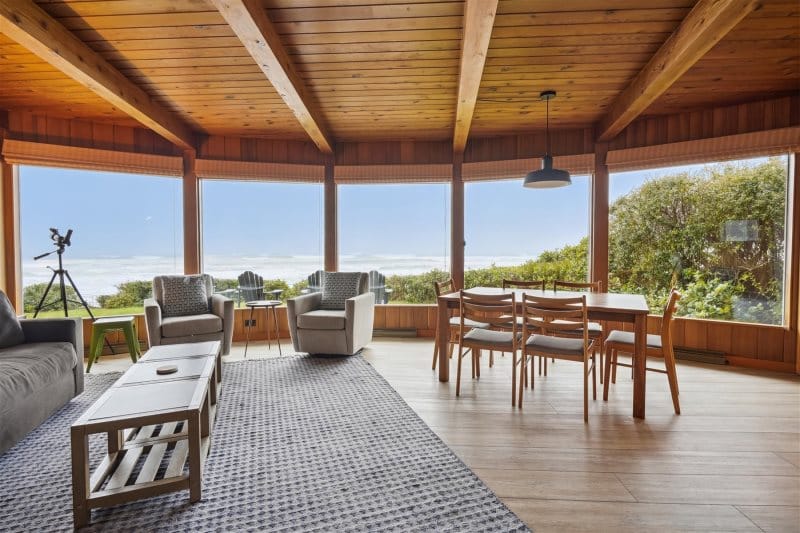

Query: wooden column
[324,157,337,271]
[182,150,201,274]
[0,118,20,311]
[590,142,609,290]
[451,155,465,289]
[790,153,800,374]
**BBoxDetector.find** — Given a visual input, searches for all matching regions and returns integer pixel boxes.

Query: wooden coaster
[156,364,178,375]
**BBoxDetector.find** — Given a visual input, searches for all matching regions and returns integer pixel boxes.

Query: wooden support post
[0,118,20,311]
[451,155,465,289]
[182,150,201,274]
[324,157,337,272]
[789,153,800,374]
[591,142,609,290]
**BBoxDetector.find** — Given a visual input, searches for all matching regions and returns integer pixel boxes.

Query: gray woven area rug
[0,355,529,532]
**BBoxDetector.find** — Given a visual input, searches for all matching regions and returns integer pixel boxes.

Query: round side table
[244,300,282,357]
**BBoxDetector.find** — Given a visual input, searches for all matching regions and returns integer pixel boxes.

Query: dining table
[437,287,652,419]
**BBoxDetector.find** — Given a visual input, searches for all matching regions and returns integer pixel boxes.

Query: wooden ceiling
[0,0,798,151]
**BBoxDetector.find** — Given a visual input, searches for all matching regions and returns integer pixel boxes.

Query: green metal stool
[86,316,140,372]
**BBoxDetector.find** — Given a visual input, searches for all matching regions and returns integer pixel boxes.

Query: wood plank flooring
[89,337,800,532]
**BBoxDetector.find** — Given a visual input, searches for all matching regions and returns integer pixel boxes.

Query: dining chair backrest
[553,280,603,293]
[502,279,545,290]
[522,294,589,344]
[459,290,517,335]
[434,278,457,297]
[661,289,681,350]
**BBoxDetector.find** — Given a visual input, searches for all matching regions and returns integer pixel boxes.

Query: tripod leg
[58,271,69,317]
[33,271,59,318]
[63,270,114,354]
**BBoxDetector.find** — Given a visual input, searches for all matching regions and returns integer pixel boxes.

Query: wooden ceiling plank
[0,0,196,149]
[211,0,332,153]
[597,0,761,141]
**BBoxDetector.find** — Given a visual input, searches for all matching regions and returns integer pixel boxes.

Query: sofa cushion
[297,309,346,330]
[0,342,76,414]
[159,275,210,317]
[161,313,222,338]
[320,272,364,310]
[0,290,24,349]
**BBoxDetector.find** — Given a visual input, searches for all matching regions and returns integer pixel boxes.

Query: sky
[18,157,772,265]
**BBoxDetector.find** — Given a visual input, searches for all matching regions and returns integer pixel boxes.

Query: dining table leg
[437,296,450,382]
[633,312,647,418]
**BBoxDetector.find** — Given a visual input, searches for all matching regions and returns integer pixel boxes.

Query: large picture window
[464,176,591,288]
[609,156,789,325]
[338,183,450,304]
[19,166,183,316]
[201,179,323,304]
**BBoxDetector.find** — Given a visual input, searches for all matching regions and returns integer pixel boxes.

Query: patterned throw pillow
[0,290,24,348]
[159,275,210,317]
[320,272,364,310]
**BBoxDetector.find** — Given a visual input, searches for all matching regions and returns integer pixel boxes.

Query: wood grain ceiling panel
[31,0,309,138]
[0,33,136,125]
[647,1,800,116]
[270,0,463,141]
[470,0,696,137]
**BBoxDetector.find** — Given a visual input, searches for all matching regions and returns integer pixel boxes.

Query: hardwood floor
[89,337,800,532]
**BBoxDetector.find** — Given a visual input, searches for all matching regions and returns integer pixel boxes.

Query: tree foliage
[23,282,82,314]
[97,281,152,308]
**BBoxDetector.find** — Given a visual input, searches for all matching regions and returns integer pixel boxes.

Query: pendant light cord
[545,96,551,157]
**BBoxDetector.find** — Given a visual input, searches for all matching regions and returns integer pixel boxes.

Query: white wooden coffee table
[70,341,221,528]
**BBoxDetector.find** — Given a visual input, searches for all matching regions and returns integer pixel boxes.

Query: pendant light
[523,90,571,188]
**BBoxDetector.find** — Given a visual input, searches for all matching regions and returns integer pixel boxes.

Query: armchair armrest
[210,294,234,355]
[286,292,322,351]
[20,317,84,394]
[345,292,375,353]
[143,297,162,349]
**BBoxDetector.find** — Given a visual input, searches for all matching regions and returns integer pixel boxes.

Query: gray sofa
[144,274,234,356]
[287,272,375,356]
[0,318,84,455]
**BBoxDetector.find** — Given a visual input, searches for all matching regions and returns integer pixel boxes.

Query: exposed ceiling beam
[596,0,760,142]
[212,0,333,154]
[0,0,196,150]
[453,0,498,154]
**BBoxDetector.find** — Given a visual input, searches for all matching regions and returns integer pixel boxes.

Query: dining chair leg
[431,338,439,370]
[538,355,542,376]
[530,356,535,388]
[664,346,681,414]
[518,354,527,408]
[544,356,548,376]
[489,350,494,368]
[591,353,597,401]
[583,358,589,423]
[511,351,517,407]
[603,347,612,401]
[612,349,618,383]
[597,343,604,385]
[475,349,481,379]
[448,330,457,359]
[456,346,464,397]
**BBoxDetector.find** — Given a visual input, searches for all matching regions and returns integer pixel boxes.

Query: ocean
[22,254,530,305]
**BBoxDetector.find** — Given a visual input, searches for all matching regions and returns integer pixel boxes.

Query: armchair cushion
[161,313,222,338]
[297,310,346,330]
[0,291,24,349]
[158,275,210,317]
[320,272,368,310]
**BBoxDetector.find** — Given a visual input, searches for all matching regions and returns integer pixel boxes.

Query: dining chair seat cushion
[462,328,518,349]
[450,317,490,329]
[525,334,587,356]
[605,330,662,349]
[552,320,603,337]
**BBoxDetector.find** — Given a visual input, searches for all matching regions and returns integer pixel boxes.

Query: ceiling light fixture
[523,90,571,188]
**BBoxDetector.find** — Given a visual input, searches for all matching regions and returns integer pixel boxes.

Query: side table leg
[71,426,90,528]
[244,305,254,358]
[265,306,272,350]
[273,306,282,355]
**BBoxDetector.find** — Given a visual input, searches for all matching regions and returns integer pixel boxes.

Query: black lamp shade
[523,155,571,188]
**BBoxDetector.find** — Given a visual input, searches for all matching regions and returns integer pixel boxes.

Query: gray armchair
[144,274,234,355]
[287,272,375,355]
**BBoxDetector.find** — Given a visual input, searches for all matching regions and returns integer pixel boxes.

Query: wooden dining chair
[603,289,682,414]
[552,280,606,383]
[457,290,519,405]
[431,278,489,370]
[502,279,546,290]
[520,294,597,421]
